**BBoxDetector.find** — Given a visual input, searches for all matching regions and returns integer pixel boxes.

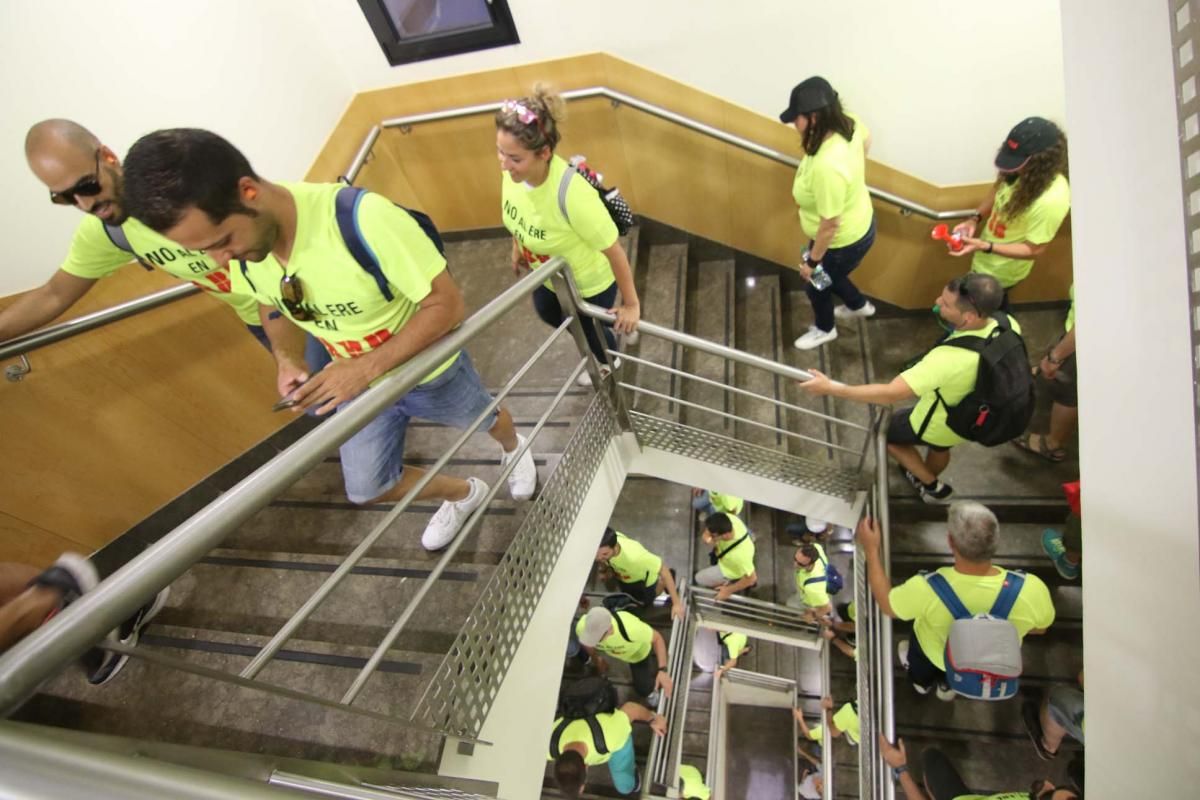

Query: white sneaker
[653,591,670,606]
[623,329,640,347]
[898,640,911,669]
[574,358,620,388]
[422,477,488,551]
[834,300,876,320]
[575,370,594,387]
[646,690,661,708]
[793,326,838,350]
[936,681,957,702]
[502,434,537,501]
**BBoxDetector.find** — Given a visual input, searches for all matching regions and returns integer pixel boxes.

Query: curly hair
[494,82,566,153]
[993,127,1068,223]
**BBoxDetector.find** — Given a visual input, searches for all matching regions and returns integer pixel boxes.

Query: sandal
[1013,433,1067,463]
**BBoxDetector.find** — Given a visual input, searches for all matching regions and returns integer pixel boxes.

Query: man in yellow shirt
[122,129,537,552]
[859,502,1054,700]
[691,487,744,519]
[594,527,683,619]
[549,700,665,796]
[795,696,860,746]
[787,543,833,620]
[4,120,328,371]
[694,513,757,602]
[801,272,1014,504]
[576,606,673,704]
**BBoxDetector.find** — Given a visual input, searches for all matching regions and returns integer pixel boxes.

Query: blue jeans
[806,218,876,332]
[532,282,619,362]
[691,490,716,516]
[604,735,637,794]
[338,352,497,503]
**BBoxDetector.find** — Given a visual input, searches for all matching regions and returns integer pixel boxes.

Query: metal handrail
[875,420,897,800]
[350,87,975,221]
[0,283,197,361]
[0,256,570,716]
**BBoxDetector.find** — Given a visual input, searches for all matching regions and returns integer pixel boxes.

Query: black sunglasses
[279,274,314,322]
[49,150,103,206]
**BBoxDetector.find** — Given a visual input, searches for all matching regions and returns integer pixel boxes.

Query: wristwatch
[893,766,908,780]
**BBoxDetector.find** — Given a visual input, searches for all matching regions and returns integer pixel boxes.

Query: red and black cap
[995,117,1060,171]
[780,76,837,123]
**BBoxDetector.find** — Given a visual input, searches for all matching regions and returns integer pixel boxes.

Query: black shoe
[86,587,170,686]
[918,481,954,505]
[1022,700,1057,760]
[898,465,923,494]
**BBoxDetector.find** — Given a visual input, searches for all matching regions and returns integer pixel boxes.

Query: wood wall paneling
[0,265,285,563]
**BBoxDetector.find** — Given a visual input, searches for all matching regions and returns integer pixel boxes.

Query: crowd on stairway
[0,61,1081,799]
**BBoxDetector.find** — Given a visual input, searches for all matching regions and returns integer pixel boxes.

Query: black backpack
[557,155,635,235]
[919,313,1034,447]
[550,676,618,758]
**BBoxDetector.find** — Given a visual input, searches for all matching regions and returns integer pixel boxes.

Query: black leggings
[532,282,619,362]
[629,652,660,697]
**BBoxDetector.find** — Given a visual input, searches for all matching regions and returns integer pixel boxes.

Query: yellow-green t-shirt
[716,630,748,664]
[708,491,744,516]
[61,215,260,325]
[609,532,663,587]
[576,609,654,663]
[713,515,755,581]
[791,112,873,247]
[955,794,1030,800]
[500,155,619,297]
[888,567,1055,670]
[678,764,711,800]
[1065,283,1075,333]
[899,315,1024,448]
[547,710,633,765]
[795,552,830,608]
[228,183,458,384]
[972,173,1070,288]
[806,703,860,745]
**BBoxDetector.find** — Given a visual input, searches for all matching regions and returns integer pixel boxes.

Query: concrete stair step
[16,624,449,769]
[734,274,785,450]
[627,242,689,421]
[681,259,735,435]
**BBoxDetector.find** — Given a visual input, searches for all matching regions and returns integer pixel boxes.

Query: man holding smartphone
[121,128,538,551]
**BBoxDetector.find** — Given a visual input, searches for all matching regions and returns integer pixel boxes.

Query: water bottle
[802,249,833,291]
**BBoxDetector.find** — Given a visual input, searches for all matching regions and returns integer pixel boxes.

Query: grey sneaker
[422,478,488,551]
[88,587,171,686]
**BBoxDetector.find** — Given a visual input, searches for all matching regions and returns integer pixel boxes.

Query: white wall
[1061,0,1200,793]
[316,0,1066,187]
[0,0,353,295]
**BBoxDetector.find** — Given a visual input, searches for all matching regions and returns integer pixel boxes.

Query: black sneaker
[918,481,954,505]
[86,587,170,686]
[1022,699,1057,760]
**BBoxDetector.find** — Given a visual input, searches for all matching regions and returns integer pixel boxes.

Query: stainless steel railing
[0,257,572,721]
[348,87,973,221]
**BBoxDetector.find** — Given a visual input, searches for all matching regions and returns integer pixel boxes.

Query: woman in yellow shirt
[495,85,640,385]
[780,76,877,350]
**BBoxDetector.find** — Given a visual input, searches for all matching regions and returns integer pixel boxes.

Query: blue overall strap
[924,572,972,620]
[988,571,1027,619]
[334,186,395,302]
[103,222,152,270]
[804,556,829,585]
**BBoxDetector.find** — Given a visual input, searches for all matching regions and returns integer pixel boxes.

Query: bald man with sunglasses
[4,119,326,367]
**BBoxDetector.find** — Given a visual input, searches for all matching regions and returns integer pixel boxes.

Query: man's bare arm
[0,270,96,341]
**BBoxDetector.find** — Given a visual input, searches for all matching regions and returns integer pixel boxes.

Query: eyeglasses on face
[49,150,103,206]
[279,274,314,322]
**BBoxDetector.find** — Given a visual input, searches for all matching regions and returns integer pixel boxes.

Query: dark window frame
[356,0,520,66]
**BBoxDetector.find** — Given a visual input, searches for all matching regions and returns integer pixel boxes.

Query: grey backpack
[925,570,1026,700]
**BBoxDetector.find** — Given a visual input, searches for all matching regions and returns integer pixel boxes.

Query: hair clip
[501,99,538,125]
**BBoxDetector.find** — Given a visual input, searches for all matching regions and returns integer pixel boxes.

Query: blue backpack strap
[802,556,828,586]
[924,572,972,620]
[103,222,152,270]
[988,571,1026,619]
[334,186,395,302]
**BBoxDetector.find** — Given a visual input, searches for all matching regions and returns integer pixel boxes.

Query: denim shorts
[339,352,497,503]
[1047,686,1085,744]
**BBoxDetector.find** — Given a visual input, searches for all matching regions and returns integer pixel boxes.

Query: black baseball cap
[780,76,837,123]
[995,117,1060,171]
